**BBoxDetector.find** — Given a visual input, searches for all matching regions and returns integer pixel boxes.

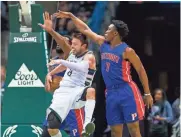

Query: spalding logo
[13,33,37,43]
[22,33,29,38]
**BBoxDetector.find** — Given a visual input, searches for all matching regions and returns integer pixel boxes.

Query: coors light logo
[8,63,44,87]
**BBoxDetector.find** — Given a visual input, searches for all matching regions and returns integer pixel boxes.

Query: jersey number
[67,70,72,76]
[106,62,110,72]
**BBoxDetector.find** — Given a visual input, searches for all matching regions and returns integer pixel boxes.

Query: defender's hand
[38,12,53,33]
[47,59,61,67]
[54,11,71,19]
[45,80,51,91]
[144,94,153,109]
[45,74,52,91]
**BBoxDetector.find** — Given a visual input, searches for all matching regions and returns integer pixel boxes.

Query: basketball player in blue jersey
[55,11,153,137]
[39,12,96,137]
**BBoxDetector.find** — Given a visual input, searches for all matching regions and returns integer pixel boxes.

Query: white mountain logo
[8,63,44,87]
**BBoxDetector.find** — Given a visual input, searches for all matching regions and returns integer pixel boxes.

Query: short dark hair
[72,31,88,47]
[112,20,129,39]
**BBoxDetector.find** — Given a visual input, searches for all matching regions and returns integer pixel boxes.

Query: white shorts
[47,86,86,121]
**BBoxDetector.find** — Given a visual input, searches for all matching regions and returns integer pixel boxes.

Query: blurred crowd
[56,1,96,37]
[49,1,97,58]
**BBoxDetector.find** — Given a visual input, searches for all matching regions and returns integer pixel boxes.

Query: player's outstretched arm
[38,12,71,57]
[48,65,67,77]
[45,65,66,90]
[54,11,105,46]
[53,53,96,73]
[123,48,153,109]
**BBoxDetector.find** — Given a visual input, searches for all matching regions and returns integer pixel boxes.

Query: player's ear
[82,44,87,48]
[114,31,118,36]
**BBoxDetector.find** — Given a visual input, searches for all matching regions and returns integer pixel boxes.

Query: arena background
[1,1,180,137]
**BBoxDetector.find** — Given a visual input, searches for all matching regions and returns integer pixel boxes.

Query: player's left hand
[54,11,71,19]
[144,94,153,109]
[45,74,52,91]
[47,59,61,66]
[38,12,53,33]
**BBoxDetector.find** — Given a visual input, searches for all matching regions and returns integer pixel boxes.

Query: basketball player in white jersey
[39,12,96,137]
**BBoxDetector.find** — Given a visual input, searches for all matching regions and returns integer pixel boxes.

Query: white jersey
[60,51,96,87]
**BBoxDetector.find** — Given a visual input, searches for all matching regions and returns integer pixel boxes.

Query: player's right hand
[54,11,71,19]
[144,94,153,109]
[38,11,53,33]
[46,74,52,91]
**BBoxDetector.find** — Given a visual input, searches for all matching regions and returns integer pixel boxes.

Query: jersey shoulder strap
[67,50,74,60]
[82,50,94,60]
[68,50,73,56]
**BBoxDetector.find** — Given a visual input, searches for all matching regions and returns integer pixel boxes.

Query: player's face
[154,90,163,101]
[71,38,84,56]
[104,24,117,42]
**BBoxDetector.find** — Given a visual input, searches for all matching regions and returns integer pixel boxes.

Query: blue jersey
[100,42,132,88]
[101,42,145,125]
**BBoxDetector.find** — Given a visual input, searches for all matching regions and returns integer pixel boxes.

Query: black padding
[41,126,51,137]
[47,111,62,129]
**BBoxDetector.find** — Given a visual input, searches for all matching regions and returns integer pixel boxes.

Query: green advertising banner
[1,4,60,137]
[2,31,49,124]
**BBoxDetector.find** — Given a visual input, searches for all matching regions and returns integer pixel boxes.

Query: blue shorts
[105,81,145,125]
[43,108,85,137]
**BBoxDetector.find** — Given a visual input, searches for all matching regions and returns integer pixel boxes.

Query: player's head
[105,20,129,42]
[71,31,88,56]
[153,88,167,102]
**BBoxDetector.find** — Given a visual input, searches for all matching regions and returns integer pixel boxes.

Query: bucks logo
[2,125,18,137]
[31,125,43,137]
[2,125,43,137]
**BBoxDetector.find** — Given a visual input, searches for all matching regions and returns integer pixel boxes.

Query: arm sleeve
[59,59,89,73]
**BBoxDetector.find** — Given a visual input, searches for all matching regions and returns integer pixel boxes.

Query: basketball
[45,76,62,92]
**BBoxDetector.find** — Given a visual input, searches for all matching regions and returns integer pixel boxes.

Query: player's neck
[110,37,122,47]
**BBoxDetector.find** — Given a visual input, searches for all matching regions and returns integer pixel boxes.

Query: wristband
[144,93,151,96]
